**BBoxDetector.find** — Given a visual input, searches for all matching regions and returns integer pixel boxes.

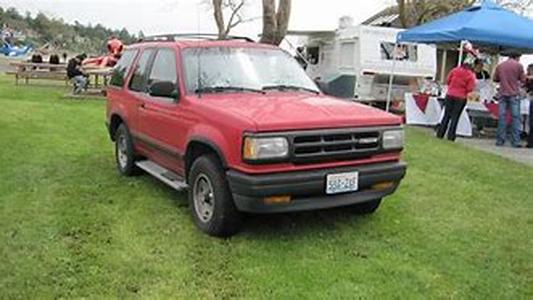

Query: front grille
[291,129,381,164]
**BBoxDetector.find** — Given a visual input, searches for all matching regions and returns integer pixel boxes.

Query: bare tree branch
[224,0,245,36]
[209,0,248,39]
[395,0,530,27]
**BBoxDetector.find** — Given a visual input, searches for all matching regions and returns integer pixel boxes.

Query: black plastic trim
[187,137,228,169]
[228,161,406,197]
[227,161,407,213]
[131,131,183,159]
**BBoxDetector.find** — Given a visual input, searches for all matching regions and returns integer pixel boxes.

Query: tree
[396,0,475,28]
[259,0,291,45]
[210,0,247,39]
[396,0,533,28]
[138,30,145,41]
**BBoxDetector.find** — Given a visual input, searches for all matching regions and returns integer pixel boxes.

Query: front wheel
[188,155,241,238]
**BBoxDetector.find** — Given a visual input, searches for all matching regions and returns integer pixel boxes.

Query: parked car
[106,34,407,237]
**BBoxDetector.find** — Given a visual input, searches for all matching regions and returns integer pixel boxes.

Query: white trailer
[289,24,437,106]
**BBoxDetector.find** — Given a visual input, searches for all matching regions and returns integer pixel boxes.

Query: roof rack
[143,33,255,43]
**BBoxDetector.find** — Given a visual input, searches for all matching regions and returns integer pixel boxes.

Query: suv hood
[195,92,402,132]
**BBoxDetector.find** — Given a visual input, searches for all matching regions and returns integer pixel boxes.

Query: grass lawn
[0,74,532,299]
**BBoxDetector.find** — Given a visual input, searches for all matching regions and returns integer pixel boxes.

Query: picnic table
[8,61,112,89]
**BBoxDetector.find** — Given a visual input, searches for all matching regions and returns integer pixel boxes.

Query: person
[527,64,533,148]
[67,53,88,94]
[29,53,43,70]
[436,60,476,141]
[49,54,60,72]
[493,53,526,148]
[2,23,13,45]
[474,59,490,81]
[30,54,43,64]
[49,54,60,65]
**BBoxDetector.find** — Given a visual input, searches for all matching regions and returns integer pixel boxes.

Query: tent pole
[440,49,448,83]
[457,40,466,66]
[386,43,398,112]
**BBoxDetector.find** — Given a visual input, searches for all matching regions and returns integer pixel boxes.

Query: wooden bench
[8,62,68,85]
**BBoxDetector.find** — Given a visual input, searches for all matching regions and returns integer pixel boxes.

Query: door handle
[139,102,146,109]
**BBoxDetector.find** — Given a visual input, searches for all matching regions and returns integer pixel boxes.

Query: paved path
[456,137,533,166]
[411,126,533,167]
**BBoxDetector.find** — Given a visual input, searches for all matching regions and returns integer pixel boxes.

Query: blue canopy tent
[386,0,533,111]
[397,0,533,53]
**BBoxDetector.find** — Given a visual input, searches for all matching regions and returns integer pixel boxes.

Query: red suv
[106,34,406,237]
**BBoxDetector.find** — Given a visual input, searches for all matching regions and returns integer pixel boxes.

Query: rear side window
[129,49,155,92]
[148,49,177,86]
[109,49,137,87]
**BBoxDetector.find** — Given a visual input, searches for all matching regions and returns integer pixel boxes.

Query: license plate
[326,172,359,195]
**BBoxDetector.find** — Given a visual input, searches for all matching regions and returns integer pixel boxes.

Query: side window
[109,49,137,87]
[148,48,177,87]
[129,49,155,92]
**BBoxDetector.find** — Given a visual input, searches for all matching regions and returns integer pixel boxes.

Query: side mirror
[149,81,180,100]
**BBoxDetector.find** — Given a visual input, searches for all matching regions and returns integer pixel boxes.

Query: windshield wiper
[195,86,265,95]
[262,85,320,95]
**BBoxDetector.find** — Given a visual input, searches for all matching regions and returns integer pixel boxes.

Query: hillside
[0,6,142,55]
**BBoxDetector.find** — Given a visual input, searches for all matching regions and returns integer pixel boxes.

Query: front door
[137,48,186,175]
[123,48,156,158]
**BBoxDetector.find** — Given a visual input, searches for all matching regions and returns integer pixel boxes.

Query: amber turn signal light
[263,195,292,205]
[371,181,395,191]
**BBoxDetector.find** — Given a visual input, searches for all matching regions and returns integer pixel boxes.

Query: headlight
[243,136,289,161]
[382,130,404,150]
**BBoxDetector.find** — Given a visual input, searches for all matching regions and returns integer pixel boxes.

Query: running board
[135,160,188,191]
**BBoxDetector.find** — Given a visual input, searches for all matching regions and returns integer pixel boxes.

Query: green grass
[0,74,532,299]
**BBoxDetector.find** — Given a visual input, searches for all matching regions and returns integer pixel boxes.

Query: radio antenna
[196,2,203,98]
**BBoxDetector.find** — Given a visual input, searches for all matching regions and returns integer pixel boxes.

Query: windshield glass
[182,47,320,94]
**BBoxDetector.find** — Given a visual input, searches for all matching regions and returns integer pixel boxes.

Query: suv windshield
[182,47,320,94]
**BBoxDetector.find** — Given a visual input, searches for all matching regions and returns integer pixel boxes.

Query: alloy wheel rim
[193,174,215,223]
[117,135,128,168]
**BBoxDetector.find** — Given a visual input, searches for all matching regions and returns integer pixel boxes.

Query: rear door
[137,48,186,174]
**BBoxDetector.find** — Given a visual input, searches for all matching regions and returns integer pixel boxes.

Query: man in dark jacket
[67,53,88,94]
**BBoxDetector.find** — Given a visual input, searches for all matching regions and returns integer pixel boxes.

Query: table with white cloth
[405,93,473,137]
[405,93,530,137]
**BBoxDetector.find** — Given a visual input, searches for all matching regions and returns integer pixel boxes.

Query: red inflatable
[83,37,124,68]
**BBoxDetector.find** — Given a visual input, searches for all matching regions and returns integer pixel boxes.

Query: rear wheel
[352,199,382,214]
[188,155,241,237]
[114,124,140,176]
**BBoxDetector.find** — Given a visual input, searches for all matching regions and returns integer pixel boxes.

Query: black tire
[114,123,140,176]
[188,155,241,237]
[352,199,382,214]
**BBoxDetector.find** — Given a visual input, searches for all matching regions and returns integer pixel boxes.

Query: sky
[2,0,531,66]
[0,0,394,37]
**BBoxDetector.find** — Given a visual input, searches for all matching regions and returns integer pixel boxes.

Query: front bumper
[227,161,407,213]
